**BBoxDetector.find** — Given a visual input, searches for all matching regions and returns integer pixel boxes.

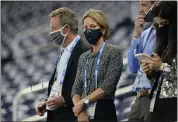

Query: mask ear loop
[60,24,68,47]
[49,24,67,35]
[49,28,62,35]
[83,28,86,32]
[60,24,68,36]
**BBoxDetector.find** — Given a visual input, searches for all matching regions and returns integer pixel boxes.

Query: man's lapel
[64,40,81,78]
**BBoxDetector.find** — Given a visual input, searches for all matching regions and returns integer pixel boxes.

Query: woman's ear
[102,28,106,35]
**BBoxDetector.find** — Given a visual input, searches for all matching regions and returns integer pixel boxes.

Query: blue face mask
[49,25,67,45]
[84,28,103,45]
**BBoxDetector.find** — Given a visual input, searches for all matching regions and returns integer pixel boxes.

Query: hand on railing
[31,83,48,116]
[13,82,49,121]
[36,101,46,116]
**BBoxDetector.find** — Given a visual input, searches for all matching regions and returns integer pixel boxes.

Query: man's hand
[134,15,145,38]
[46,96,65,109]
[78,111,89,122]
[36,101,46,116]
[73,100,85,117]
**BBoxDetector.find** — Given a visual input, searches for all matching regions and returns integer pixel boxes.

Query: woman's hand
[77,111,89,122]
[73,100,85,116]
[140,61,153,75]
[140,62,149,73]
[141,53,163,71]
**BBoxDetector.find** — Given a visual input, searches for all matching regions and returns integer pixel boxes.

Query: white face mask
[49,24,68,46]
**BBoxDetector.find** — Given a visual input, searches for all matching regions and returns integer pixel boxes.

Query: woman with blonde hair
[71,9,123,122]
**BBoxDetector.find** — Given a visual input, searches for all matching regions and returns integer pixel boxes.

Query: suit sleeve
[71,55,84,97]
[99,48,123,96]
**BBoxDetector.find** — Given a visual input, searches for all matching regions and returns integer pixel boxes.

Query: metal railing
[12,82,48,121]
[115,85,133,97]
[13,84,134,121]
[12,57,131,121]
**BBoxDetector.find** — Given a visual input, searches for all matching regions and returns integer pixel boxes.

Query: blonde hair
[83,9,110,40]
[50,7,78,34]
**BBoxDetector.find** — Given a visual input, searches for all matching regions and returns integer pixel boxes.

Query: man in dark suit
[35,7,89,122]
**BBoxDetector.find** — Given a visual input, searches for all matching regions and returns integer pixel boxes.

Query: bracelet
[162,63,171,72]
[160,63,165,71]
[160,63,170,72]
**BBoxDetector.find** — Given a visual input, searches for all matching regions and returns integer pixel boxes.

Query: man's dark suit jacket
[47,38,89,122]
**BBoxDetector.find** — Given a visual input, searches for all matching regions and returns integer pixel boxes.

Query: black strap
[148,72,161,99]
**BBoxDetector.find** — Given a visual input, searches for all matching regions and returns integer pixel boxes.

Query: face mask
[156,25,169,56]
[49,25,67,45]
[157,25,169,33]
[157,25,169,42]
[84,28,103,45]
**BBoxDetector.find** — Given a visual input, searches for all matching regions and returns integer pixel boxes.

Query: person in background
[71,9,123,122]
[35,7,89,122]
[127,0,157,121]
[140,1,177,122]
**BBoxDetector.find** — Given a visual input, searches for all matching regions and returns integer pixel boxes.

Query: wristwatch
[84,98,90,106]
[162,63,171,72]
[160,63,170,72]
[160,63,165,71]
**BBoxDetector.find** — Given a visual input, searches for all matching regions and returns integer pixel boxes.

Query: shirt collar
[66,35,80,51]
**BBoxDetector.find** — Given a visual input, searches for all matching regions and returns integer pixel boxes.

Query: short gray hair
[50,7,78,34]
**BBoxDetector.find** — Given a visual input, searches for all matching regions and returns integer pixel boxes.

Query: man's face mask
[49,24,68,45]
[84,28,103,45]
